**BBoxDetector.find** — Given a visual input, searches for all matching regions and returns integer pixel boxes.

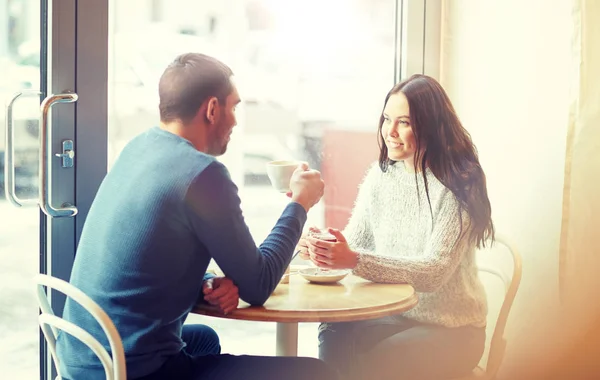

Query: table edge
[192,293,419,323]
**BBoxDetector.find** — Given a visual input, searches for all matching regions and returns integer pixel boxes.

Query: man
[56,53,335,379]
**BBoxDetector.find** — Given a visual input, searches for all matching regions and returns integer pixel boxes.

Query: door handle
[39,93,78,218]
[4,90,41,207]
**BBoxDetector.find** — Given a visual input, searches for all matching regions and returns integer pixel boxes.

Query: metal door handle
[4,91,41,207]
[39,93,78,217]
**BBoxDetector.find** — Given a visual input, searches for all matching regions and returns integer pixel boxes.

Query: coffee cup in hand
[266,160,302,193]
[307,230,336,273]
[309,231,337,242]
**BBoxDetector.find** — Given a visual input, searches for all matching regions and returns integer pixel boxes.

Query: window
[108,0,398,356]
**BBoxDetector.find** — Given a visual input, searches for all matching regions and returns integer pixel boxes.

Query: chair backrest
[35,274,127,380]
[475,233,523,377]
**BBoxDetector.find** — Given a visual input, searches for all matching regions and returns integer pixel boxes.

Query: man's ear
[205,97,219,124]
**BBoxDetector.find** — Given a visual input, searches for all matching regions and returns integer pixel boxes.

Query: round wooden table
[192,269,418,356]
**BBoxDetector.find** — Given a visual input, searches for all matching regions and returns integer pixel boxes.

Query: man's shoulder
[188,159,234,193]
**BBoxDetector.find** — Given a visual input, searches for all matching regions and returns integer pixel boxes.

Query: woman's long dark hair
[377,74,494,248]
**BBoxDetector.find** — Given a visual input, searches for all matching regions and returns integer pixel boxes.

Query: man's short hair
[158,53,233,124]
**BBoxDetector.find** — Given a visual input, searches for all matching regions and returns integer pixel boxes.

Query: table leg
[276,322,298,356]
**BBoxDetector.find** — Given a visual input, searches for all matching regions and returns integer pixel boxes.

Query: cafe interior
[1,0,599,379]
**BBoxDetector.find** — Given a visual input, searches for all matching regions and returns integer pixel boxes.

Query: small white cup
[266,160,300,193]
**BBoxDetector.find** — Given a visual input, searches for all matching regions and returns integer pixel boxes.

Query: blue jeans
[318,316,485,380]
[138,324,338,380]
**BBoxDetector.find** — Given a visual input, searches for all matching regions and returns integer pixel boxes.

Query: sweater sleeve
[352,190,470,292]
[184,161,307,305]
[343,165,377,253]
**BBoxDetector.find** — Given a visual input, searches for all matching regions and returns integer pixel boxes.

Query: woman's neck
[403,160,426,173]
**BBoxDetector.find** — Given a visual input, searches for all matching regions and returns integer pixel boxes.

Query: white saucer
[298,267,350,284]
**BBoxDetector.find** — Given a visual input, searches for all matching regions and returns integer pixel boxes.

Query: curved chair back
[36,274,127,380]
[476,233,523,378]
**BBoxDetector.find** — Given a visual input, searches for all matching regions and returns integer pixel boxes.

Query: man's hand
[288,163,324,212]
[202,276,239,315]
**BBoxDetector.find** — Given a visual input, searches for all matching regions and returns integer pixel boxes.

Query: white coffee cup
[266,160,300,193]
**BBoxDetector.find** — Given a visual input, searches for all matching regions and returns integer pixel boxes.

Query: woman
[299,74,494,379]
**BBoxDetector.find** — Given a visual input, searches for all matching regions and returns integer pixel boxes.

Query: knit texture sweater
[56,127,307,379]
[347,162,487,328]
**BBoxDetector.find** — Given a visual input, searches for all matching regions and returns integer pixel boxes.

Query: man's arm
[185,161,306,305]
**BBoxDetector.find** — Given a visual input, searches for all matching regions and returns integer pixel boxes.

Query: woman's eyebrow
[383,112,410,119]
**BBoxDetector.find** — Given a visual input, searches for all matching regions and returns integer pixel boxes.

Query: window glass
[108,0,397,356]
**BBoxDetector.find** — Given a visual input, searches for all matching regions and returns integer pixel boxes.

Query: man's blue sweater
[56,127,306,379]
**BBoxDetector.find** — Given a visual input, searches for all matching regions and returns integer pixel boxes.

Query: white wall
[440,0,573,377]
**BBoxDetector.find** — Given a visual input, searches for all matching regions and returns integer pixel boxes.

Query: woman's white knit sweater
[346,162,487,328]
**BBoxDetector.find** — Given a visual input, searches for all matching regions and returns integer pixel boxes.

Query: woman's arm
[353,193,470,292]
[298,165,378,260]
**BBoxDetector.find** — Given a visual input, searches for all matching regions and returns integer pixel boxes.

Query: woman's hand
[306,228,359,270]
[296,226,321,260]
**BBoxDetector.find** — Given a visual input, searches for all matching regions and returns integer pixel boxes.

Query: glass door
[0,1,96,378]
[1,0,44,377]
